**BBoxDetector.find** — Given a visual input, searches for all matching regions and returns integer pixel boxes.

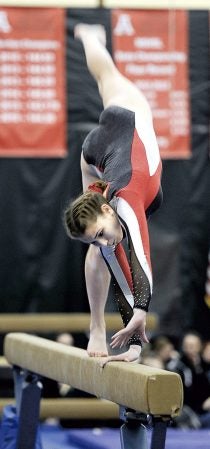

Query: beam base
[120,407,169,449]
[14,368,42,449]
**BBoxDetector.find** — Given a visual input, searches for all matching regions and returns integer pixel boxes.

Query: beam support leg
[119,407,170,449]
[14,368,42,449]
[119,407,149,449]
[150,418,169,449]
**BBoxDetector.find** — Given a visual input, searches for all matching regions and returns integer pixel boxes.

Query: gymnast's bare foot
[87,327,108,357]
[74,23,106,46]
[99,345,141,368]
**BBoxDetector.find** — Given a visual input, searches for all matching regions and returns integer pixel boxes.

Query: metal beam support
[14,369,43,449]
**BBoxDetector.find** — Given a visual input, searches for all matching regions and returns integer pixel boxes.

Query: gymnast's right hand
[110,309,149,349]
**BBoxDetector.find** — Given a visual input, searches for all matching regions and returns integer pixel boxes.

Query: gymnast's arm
[110,200,152,348]
[110,301,149,349]
[85,244,111,357]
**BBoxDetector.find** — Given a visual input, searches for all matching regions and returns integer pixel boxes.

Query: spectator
[152,335,179,368]
[202,341,210,382]
[167,331,210,428]
[141,349,164,370]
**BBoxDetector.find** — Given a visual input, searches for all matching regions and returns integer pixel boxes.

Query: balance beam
[0,398,119,420]
[4,333,183,449]
[4,332,182,417]
[0,312,158,333]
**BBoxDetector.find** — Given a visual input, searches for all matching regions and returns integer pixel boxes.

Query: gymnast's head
[64,181,123,247]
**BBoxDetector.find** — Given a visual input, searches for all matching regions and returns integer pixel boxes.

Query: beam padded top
[4,333,183,417]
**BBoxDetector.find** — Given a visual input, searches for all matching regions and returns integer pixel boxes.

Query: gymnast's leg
[74,23,152,119]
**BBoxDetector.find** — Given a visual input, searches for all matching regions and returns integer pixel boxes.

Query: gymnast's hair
[64,180,108,238]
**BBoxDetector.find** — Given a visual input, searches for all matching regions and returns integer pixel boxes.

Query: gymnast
[64,24,162,365]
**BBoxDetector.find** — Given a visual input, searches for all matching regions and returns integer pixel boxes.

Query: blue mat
[1,421,210,449]
[40,425,210,449]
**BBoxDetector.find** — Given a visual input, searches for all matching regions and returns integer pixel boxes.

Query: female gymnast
[64,24,162,365]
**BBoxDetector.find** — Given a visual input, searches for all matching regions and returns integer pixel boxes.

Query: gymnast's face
[81,204,123,247]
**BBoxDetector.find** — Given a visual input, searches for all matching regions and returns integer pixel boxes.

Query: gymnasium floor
[1,420,210,448]
[40,424,210,449]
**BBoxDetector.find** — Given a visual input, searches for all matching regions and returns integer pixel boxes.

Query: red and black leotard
[83,106,162,345]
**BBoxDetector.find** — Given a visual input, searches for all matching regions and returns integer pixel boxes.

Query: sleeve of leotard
[128,235,151,312]
[112,276,142,346]
[99,247,142,346]
[116,198,153,312]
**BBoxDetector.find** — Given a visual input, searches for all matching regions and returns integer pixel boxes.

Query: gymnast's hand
[99,345,141,368]
[110,308,149,349]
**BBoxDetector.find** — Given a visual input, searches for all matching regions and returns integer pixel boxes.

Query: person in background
[141,348,164,370]
[202,341,210,382]
[167,331,210,428]
[152,335,179,368]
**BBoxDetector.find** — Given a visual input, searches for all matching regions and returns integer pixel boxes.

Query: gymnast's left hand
[110,308,149,349]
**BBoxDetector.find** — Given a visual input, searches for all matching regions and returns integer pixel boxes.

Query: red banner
[112,10,190,158]
[0,8,66,157]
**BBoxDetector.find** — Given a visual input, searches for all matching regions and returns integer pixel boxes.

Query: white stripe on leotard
[101,246,134,309]
[135,114,160,176]
[116,197,153,293]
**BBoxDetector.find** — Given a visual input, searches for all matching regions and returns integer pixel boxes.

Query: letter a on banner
[0,8,66,157]
[0,11,12,33]
[113,13,135,36]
